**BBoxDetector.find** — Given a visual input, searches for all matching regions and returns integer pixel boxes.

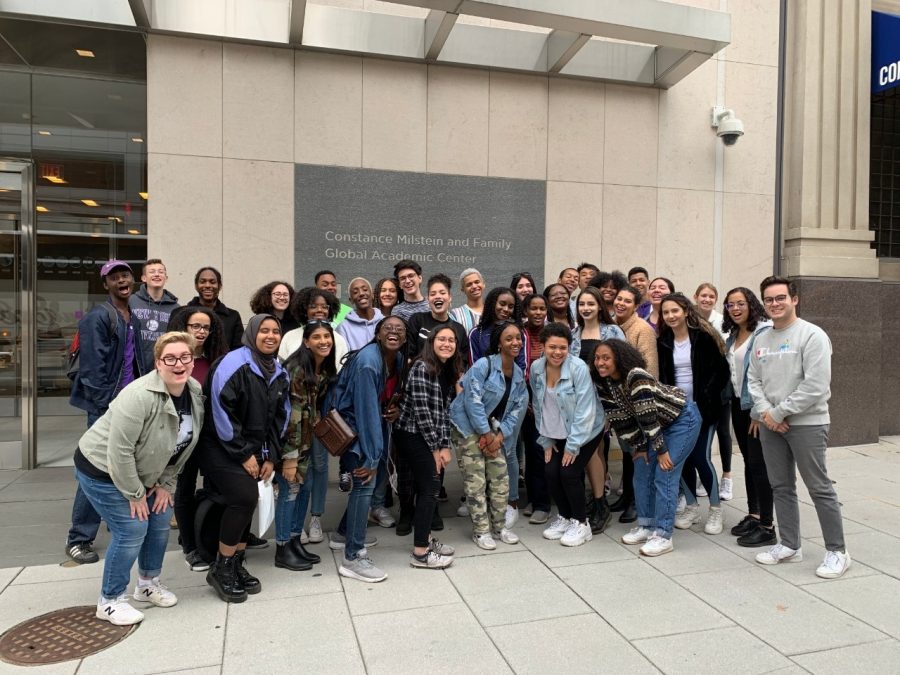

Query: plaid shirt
[395,360,452,452]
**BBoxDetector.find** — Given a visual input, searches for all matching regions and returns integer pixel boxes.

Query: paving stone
[804,574,900,639]
[790,639,900,674]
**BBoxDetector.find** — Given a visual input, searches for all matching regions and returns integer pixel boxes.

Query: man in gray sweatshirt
[747,275,849,579]
[129,258,179,368]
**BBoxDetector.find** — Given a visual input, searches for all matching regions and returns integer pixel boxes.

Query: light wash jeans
[274,438,329,545]
[76,468,170,599]
[337,453,376,561]
[633,402,701,538]
[503,412,526,502]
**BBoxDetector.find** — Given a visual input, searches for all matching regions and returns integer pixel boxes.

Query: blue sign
[873,11,900,93]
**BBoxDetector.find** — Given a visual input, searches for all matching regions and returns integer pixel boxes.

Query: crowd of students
[65,256,851,627]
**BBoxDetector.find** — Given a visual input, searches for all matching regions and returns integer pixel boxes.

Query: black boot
[589,496,612,534]
[619,501,637,523]
[289,536,321,564]
[608,494,630,512]
[274,543,312,571]
[234,550,262,594]
[396,507,414,536]
[206,553,248,603]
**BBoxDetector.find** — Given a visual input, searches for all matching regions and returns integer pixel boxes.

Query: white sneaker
[307,516,324,543]
[456,503,470,517]
[339,556,387,583]
[696,483,708,497]
[97,595,144,625]
[542,515,570,540]
[428,538,455,557]
[369,506,396,528]
[719,477,733,501]
[704,506,724,535]
[504,505,519,529]
[410,550,453,569]
[132,579,177,607]
[300,530,310,545]
[560,519,592,547]
[640,535,674,557]
[815,550,851,579]
[621,526,654,545]
[473,533,497,550]
[756,543,803,565]
[675,504,700,529]
[529,509,550,525]
[498,528,520,545]
[676,493,686,515]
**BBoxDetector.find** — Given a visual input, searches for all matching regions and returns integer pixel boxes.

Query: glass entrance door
[0,160,35,469]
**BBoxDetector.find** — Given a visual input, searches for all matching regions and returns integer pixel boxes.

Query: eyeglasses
[160,354,194,366]
[762,295,789,306]
[724,302,747,310]
[271,292,290,299]
[382,325,407,335]
[186,323,211,333]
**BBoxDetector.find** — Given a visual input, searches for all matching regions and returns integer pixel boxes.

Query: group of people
[66,255,851,627]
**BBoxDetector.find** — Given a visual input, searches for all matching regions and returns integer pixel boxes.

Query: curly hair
[289,286,340,324]
[539,321,572,345]
[249,280,295,315]
[657,293,726,355]
[721,287,768,336]
[478,287,521,328]
[167,306,227,361]
[589,269,628,294]
[488,321,522,356]
[590,338,647,389]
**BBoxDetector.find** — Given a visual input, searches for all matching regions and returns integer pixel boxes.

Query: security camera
[711,107,744,146]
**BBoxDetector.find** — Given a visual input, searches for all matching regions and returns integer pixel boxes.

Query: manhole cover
[0,606,137,665]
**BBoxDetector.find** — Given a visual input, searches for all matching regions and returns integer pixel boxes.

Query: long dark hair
[657,292,726,355]
[575,286,616,328]
[249,280,295,315]
[374,277,399,314]
[478,287,521,328]
[417,325,465,391]
[590,338,647,391]
[290,287,340,324]
[167,306,227,360]
[284,320,338,388]
[510,272,536,296]
[721,287,768,336]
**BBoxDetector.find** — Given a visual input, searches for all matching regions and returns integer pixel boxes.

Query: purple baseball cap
[100,259,132,278]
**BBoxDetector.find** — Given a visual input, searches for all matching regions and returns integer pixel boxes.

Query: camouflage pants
[453,428,509,535]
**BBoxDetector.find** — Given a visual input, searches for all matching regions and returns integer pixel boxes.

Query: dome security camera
[711,107,744,146]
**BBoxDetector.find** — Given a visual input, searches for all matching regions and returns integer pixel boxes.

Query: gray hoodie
[747,318,831,426]
[336,308,384,351]
[129,284,180,367]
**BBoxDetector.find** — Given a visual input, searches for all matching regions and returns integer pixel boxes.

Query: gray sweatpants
[759,424,845,552]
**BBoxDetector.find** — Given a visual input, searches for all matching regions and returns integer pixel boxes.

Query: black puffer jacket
[657,328,729,425]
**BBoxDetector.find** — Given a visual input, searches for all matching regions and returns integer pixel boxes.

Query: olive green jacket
[78,370,205,501]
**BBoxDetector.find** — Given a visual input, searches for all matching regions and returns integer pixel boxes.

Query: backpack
[66,303,120,380]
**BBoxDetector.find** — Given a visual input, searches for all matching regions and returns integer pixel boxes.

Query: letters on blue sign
[873,11,900,94]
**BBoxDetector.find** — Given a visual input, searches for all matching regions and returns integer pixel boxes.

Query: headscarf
[242,313,280,380]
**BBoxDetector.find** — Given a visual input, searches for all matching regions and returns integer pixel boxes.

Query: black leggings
[730,398,774,526]
[200,446,257,547]
[174,449,201,553]
[544,434,601,522]
[522,411,551,511]
[395,429,441,548]
[716,400,733,473]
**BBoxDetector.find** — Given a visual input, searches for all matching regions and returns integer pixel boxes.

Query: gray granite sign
[294,164,546,304]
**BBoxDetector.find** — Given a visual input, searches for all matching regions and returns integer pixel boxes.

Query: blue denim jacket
[530,354,605,456]
[725,322,772,411]
[570,323,625,361]
[449,354,527,439]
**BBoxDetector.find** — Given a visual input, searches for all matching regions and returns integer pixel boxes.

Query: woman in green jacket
[75,332,204,626]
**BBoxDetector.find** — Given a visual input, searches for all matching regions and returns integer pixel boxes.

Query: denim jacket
[449,354,527,440]
[570,323,625,361]
[725,321,772,412]
[530,354,604,456]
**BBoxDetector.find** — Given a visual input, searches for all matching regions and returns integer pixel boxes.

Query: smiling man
[390,260,430,323]
[315,269,352,326]
[129,258,180,368]
[337,277,383,350]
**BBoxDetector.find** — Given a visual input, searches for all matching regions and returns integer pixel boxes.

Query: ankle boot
[609,494,629,512]
[289,536,321,564]
[274,543,312,571]
[206,553,248,603]
[589,496,612,534]
[619,500,637,523]
[234,550,261,594]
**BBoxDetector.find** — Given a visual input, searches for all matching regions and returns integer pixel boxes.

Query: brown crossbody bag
[313,409,357,457]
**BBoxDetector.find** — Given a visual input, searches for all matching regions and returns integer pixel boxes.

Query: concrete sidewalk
[1,437,899,674]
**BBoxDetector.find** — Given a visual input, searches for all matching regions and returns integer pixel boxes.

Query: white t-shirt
[730,338,750,394]
[673,338,694,401]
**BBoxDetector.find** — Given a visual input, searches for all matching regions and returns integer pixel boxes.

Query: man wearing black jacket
[186,266,244,350]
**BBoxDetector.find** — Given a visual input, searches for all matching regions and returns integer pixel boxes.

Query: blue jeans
[273,472,303,545]
[503,412,525,503]
[306,437,328,515]
[680,422,722,507]
[67,413,104,547]
[632,402,701,538]
[369,455,389,510]
[336,453,376,561]
[76,468,171,599]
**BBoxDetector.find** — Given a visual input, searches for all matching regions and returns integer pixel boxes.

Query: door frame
[0,159,36,469]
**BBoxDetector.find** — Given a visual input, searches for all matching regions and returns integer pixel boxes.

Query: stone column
[780,0,877,278]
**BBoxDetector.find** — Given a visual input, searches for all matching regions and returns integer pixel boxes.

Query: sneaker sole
[409,559,453,569]
[339,566,387,582]
[674,519,700,530]
[622,537,650,545]
[543,532,565,540]
[815,558,851,579]
[472,536,497,550]
[132,593,177,608]
[640,545,673,557]
[738,536,777,548]
[756,552,803,565]
[561,533,592,547]
[96,608,143,625]
[529,515,550,524]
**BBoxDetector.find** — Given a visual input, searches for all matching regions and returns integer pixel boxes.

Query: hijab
[242,313,280,380]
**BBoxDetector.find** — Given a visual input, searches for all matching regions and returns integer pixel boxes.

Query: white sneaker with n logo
[96,595,144,625]
[132,579,178,607]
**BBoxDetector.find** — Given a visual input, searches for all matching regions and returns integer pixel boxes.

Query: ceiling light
[127,229,140,235]
[36,206,49,213]
[38,130,51,136]
[107,216,123,223]
[75,49,95,58]
[139,192,148,200]
[44,176,67,184]
[131,137,143,143]
[81,199,99,207]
